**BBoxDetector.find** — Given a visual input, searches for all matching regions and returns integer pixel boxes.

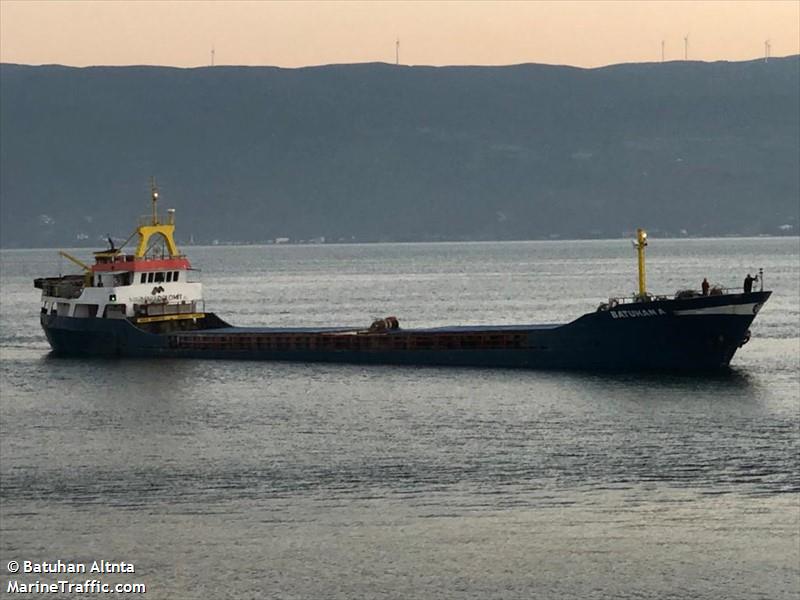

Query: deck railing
[95,252,186,265]
[605,285,748,307]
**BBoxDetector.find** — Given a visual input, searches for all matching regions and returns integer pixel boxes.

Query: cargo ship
[35,185,770,370]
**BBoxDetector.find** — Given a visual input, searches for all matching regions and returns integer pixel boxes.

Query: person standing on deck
[744,273,758,294]
[702,278,710,296]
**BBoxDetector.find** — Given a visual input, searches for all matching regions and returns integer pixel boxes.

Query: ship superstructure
[36,183,204,330]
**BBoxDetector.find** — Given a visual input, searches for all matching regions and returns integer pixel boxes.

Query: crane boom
[58,251,92,273]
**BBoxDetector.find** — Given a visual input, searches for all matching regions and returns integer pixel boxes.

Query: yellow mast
[133,179,180,258]
[635,228,648,298]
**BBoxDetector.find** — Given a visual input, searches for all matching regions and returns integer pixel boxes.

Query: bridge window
[166,271,173,282]
[148,272,154,283]
[173,271,179,282]
[155,272,165,283]
[74,304,99,318]
[140,273,146,284]
[104,304,127,319]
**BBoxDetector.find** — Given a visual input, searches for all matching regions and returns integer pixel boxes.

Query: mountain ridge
[1,57,798,247]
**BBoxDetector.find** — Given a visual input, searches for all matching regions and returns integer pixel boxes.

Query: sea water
[1,238,798,599]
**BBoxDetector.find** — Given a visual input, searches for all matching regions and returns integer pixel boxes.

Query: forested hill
[1,57,798,247]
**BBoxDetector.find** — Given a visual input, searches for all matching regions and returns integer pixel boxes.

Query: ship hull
[40,291,770,371]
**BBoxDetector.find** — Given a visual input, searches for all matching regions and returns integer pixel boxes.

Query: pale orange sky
[1,0,798,68]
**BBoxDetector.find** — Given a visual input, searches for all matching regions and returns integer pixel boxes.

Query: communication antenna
[150,176,159,225]
[661,39,665,62]
[211,45,215,67]
[683,34,689,60]
[764,39,771,62]
[396,38,400,65]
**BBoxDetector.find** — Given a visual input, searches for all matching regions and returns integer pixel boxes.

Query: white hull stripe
[674,302,761,316]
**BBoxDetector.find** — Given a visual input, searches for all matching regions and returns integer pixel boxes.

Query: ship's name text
[610,308,667,319]
[132,294,184,304]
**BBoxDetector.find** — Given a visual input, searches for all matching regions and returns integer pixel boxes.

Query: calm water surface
[1,238,798,599]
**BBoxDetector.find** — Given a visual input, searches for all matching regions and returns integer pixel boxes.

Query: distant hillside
[1,58,798,247]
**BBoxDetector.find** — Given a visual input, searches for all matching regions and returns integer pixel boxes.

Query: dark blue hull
[41,291,770,371]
